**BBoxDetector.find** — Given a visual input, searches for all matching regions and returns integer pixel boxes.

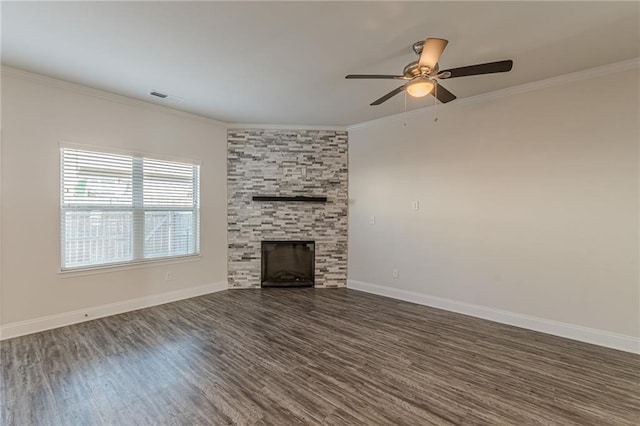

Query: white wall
[1,69,228,332]
[348,66,639,347]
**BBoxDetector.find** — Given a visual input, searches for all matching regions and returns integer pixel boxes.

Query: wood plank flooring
[1,288,639,425]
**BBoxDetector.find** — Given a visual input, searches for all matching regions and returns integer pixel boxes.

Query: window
[61,147,200,270]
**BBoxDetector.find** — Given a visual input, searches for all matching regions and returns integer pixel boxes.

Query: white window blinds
[61,147,200,270]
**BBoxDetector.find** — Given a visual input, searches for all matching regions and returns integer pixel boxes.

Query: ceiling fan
[346,38,513,106]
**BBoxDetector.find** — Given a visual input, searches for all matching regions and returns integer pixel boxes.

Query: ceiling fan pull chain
[434,84,439,122]
[403,90,408,127]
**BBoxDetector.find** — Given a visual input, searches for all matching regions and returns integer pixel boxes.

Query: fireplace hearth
[261,241,314,287]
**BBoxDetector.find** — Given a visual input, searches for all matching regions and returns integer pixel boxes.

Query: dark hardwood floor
[1,288,639,425]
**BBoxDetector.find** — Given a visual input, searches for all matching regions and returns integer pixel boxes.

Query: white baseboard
[0,281,228,340]
[348,279,640,355]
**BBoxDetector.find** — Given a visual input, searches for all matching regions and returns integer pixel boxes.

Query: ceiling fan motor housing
[403,61,438,79]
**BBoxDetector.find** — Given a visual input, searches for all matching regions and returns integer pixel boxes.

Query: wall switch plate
[369,215,375,225]
[411,201,419,211]
[392,268,399,278]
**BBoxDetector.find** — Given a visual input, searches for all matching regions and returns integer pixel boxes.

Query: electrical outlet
[165,272,173,281]
[392,268,399,278]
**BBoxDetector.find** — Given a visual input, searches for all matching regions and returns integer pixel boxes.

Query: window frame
[59,142,201,273]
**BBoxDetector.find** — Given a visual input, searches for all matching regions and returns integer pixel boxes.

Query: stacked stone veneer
[227,129,348,288]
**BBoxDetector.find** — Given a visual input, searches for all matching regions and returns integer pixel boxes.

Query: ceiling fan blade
[418,38,449,70]
[346,74,407,80]
[371,85,406,106]
[432,83,456,103]
[440,60,513,79]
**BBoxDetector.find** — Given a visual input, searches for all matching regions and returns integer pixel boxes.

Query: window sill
[59,254,201,278]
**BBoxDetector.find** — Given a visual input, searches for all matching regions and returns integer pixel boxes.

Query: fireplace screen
[261,241,315,287]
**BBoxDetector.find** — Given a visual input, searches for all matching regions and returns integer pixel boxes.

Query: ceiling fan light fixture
[406,77,434,98]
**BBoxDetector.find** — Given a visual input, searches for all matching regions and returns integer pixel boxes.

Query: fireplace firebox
[261,241,315,287]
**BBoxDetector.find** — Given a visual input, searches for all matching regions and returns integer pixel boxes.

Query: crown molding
[1,66,348,131]
[4,57,638,132]
[0,66,229,128]
[347,57,640,131]
[226,123,348,131]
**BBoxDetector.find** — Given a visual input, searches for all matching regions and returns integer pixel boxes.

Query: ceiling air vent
[149,91,184,104]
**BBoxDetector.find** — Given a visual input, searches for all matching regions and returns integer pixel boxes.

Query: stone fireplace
[227,129,348,288]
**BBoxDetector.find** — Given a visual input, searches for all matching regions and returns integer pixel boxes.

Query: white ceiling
[2,1,639,126]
